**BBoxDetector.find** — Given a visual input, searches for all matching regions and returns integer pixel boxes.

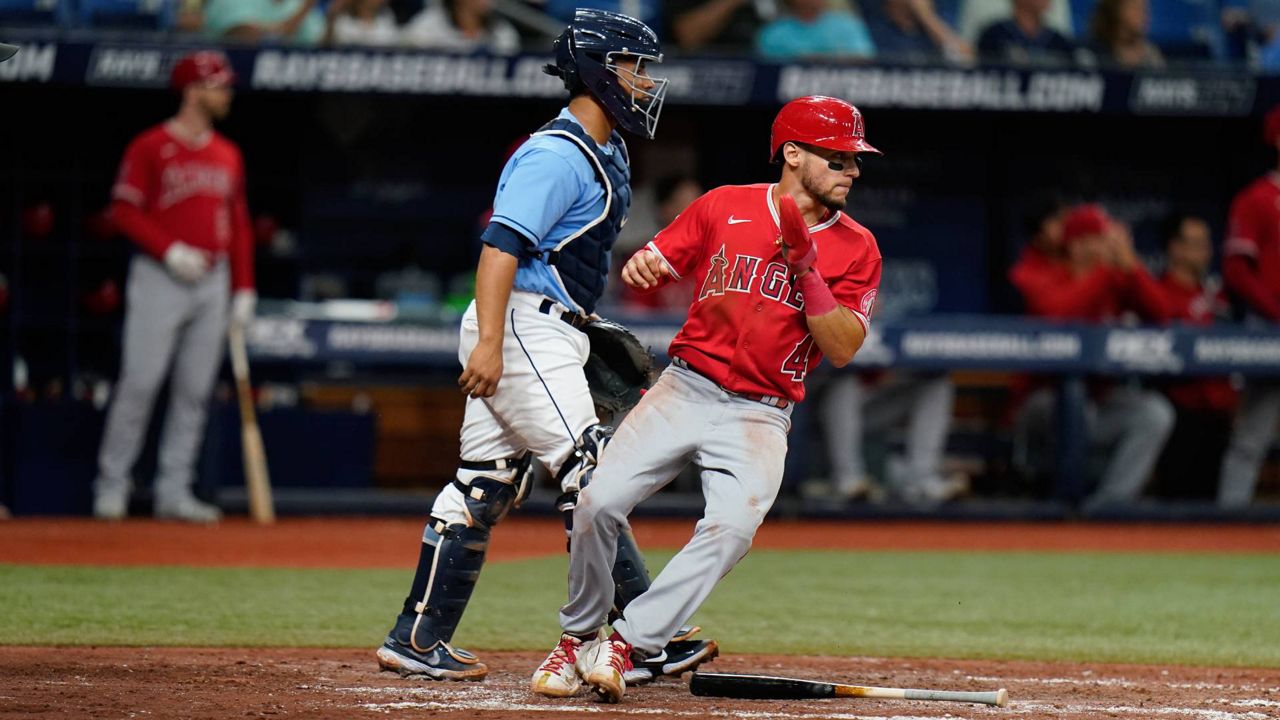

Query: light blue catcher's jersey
[488,108,615,313]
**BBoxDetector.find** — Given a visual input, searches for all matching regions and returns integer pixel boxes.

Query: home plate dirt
[1,647,1275,720]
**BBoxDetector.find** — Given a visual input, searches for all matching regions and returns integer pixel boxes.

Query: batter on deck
[94,50,256,523]
[532,95,883,702]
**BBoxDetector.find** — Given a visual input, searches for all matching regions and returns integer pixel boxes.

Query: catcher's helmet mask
[544,9,667,139]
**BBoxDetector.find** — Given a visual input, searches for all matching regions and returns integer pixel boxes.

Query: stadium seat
[1071,0,1095,42]
[0,0,77,27]
[78,0,174,30]
[1147,0,1224,59]
[932,0,962,29]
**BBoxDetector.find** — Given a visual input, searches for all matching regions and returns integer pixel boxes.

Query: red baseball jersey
[646,183,881,403]
[1156,273,1237,414]
[111,122,254,290]
[1224,174,1280,305]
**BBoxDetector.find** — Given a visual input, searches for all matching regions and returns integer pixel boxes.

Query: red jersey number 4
[782,334,815,382]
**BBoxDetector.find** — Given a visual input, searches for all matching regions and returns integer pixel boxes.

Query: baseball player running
[93,51,256,523]
[531,96,883,702]
[376,9,716,683]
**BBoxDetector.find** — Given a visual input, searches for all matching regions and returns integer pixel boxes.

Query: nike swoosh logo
[727,216,751,225]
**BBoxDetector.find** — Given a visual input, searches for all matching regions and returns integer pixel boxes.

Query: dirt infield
[2,518,1277,719]
[2,646,1277,720]
[1,517,1277,568]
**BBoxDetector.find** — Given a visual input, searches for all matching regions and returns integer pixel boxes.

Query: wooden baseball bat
[228,322,275,525]
[689,672,1008,707]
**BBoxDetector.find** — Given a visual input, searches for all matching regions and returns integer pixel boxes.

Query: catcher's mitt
[582,318,658,418]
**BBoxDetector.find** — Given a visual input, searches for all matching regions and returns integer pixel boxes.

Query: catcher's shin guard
[391,458,530,657]
[401,519,489,649]
[609,527,651,623]
[609,529,705,645]
[556,424,613,550]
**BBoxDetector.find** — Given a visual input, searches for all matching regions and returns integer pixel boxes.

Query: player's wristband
[796,269,838,316]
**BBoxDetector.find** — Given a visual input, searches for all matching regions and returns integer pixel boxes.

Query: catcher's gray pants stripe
[95,256,228,504]
[1219,381,1280,508]
[559,363,791,655]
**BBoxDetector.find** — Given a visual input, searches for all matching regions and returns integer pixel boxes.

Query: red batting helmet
[770,95,881,161]
[170,51,235,92]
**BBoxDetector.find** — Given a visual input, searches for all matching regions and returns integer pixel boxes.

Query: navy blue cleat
[376,614,487,681]
[623,632,719,685]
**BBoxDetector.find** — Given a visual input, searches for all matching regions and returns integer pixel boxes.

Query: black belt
[670,356,790,409]
[538,298,591,330]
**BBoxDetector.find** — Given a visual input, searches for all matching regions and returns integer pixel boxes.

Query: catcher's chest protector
[532,118,631,314]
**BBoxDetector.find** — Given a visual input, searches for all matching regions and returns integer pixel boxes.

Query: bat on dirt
[689,672,1008,708]
[228,322,275,525]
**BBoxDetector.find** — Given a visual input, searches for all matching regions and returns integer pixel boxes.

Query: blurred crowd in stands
[7,0,1280,70]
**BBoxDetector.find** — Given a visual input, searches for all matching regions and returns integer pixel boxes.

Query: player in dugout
[1215,105,1280,508]
[1010,203,1174,511]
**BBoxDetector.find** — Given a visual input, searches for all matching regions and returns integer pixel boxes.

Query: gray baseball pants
[1218,381,1280,508]
[1016,384,1174,505]
[94,255,228,505]
[559,363,792,655]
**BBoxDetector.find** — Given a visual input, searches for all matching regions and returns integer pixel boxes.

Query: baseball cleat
[583,633,632,703]
[376,637,488,681]
[531,634,591,697]
[153,494,221,523]
[623,637,720,685]
[93,492,128,521]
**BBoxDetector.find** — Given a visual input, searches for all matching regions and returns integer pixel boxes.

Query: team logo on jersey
[698,244,803,311]
[861,289,877,318]
[158,162,234,209]
[727,216,751,225]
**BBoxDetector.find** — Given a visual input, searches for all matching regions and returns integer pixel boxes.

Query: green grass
[2,550,1277,667]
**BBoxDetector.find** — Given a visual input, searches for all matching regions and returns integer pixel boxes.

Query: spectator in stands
[666,0,778,53]
[176,0,205,33]
[402,0,520,54]
[618,173,702,312]
[1217,105,1280,508]
[976,0,1078,65]
[864,0,975,64]
[959,0,1073,45]
[1010,204,1174,511]
[814,370,967,506]
[1089,0,1165,69]
[756,0,876,60]
[203,0,327,45]
[326,0,402,46]
[1152,213,1236,499]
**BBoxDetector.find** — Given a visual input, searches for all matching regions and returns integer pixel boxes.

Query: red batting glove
[777,194,816,275]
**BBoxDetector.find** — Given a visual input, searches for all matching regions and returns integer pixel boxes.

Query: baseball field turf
[3,549,1276,667]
